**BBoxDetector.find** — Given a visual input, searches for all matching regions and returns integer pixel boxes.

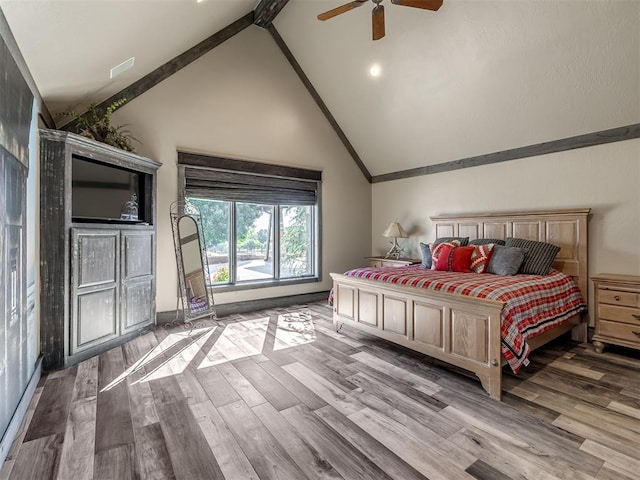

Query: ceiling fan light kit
[317,0,443,41]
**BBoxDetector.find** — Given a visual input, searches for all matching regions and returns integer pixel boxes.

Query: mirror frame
[170,201,216,322]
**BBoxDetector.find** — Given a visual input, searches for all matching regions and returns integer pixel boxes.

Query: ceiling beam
[372,123,640,183]
[268,25,372,183]
[254,0,290,28]
[61,12,254,130]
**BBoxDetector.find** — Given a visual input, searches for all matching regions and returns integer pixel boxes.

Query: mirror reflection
[178,216,209,314]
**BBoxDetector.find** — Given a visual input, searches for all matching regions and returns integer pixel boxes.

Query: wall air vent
[110,57,135,79]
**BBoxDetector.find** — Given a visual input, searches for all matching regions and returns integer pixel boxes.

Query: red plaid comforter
[340,266,586,373]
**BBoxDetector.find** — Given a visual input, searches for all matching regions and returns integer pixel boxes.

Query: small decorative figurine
[120,193,139,221]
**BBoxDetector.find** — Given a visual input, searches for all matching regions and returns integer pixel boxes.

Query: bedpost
[480,306,503,400]
[478,368,502,400]
[571,319,588,343]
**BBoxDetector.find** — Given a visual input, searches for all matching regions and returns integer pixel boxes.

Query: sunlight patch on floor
[101,309,319,391]
[100,326,217,391]
[274,310,316,351]
[198,317,270,368]
[140,326,217,382]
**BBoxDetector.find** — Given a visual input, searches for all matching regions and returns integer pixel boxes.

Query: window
[178,152,321,290]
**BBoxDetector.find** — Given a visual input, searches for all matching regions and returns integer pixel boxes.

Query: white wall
[112,25,371,312]
[372,138,640,318]
[277,1,640,176]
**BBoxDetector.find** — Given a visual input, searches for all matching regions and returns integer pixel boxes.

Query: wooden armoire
[39,129,161,370]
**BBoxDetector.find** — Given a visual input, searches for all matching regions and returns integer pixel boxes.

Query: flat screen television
[71,155,148,223]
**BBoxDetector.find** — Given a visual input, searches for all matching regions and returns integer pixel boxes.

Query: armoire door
[121,229,155,334]
[70,228,120,355]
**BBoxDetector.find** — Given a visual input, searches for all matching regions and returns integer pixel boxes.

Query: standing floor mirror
[170,201,216,322]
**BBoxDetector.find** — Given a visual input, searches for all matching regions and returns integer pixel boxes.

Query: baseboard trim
[0,356,42,465]
[157,290,331,325]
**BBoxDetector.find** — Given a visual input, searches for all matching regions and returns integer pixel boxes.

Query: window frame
[177,153,322,293]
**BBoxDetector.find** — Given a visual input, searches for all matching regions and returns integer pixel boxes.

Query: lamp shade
[382,221,408,238]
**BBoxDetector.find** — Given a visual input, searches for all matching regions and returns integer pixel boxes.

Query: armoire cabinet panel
[75,230,119,287]
[73,287,118,353]
[122,278,154,333]
[40,129,161,369]
[123,232,153,279]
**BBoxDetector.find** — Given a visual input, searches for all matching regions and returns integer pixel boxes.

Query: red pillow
[430,241,460,270]
[433,245,474,272]
[470,243,495,274]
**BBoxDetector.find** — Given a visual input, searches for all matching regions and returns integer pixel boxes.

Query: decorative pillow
[486,245,527,275]
[469,238,506,246]
[419,242,432,269]
[469,243,495,273]
[435,236,469,247]
[505,238,560,275]
[433,245,474,272]
[430,240,461,270]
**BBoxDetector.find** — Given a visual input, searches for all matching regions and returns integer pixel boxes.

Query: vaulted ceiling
[2,0,639,178]
[0,0,256,117]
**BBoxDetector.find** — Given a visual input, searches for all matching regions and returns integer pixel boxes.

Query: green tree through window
[280,205,312,278]
[186,198,316,286]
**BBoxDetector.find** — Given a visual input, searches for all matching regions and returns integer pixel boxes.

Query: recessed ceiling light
[110,57,135,79]
[369,63,382,77]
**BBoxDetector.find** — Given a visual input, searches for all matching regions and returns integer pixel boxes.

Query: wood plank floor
[3,301,640,480]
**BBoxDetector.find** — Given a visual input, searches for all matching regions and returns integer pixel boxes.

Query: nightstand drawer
[597,304,640,326]
[598,288,640,308]
[592,273,640,353]
[597,320,640,345]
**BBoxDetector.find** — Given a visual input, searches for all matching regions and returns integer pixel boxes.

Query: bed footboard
[331,273,505,399]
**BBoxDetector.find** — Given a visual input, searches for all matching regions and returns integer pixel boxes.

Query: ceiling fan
[317,0,443,41]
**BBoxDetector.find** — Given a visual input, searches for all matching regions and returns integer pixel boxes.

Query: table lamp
[382,221,408,259]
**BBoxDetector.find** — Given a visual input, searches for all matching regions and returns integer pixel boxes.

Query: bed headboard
[430,209,590,302]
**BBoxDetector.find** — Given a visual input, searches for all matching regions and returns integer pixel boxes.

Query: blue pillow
[486,245,526,275]
[419,242,432,268]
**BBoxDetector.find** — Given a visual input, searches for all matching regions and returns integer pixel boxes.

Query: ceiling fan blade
[372,4,385,40]
[390,0,443,11]
[317,0,368,21]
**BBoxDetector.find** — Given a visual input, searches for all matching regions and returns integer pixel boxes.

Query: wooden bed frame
[330,209,590,400]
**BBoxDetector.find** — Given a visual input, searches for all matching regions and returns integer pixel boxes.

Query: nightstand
[591,273,640,353]
[366,256,421,268]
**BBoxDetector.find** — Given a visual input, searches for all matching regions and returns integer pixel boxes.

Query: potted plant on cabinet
[62,98,139,152]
